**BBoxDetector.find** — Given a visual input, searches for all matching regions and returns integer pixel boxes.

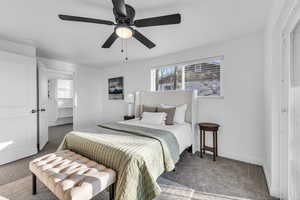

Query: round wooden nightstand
[198,123,220,161]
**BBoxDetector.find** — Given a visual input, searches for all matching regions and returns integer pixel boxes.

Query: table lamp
[125,93,135,116]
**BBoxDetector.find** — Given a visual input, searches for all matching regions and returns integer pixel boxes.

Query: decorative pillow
[141,112,166,125]
[157,107,176,125]
[142,105,157,113]
[160,104,187,124]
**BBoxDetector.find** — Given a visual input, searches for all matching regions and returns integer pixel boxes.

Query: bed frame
[135,90,198,154]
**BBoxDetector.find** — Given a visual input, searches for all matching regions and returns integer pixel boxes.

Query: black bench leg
[109,183,115,200]
[32,173,37,195]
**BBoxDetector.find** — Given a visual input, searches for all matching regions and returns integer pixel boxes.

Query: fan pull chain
[120,39,128,62]
[121,39,124,53]
[125,39,128,61]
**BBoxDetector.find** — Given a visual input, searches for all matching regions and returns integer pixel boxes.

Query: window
[56,79,73,99]
[153,66,182,91]
[151,56,223,97]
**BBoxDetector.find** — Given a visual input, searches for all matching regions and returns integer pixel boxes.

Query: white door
[38,65,48,150]
[0,51,37,165]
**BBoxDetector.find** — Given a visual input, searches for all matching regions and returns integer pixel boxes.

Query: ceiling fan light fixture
[115,26,133,39]
[59,0,181,49]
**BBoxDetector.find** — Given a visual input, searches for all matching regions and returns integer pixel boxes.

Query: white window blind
[56,79,73,99]
[151,56,223,97]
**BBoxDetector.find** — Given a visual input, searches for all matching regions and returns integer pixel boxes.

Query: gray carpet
[0,176,253,200]
[0,125,273,200]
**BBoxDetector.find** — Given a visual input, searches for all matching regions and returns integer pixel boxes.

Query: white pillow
[141,112,166,125]
[160,104,187,124]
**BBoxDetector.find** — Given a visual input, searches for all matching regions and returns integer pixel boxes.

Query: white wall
[38,58,103,130]
[100,32,265,165]
[74,66,103,130]
[0,38,36,57]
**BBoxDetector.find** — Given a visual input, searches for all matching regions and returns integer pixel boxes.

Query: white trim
[275,1,300,199]
[197,96,224,99]
[181,65,185,90]
[41,64,77,130]
[45,68,74,76]
[195,148,265,166]
[150,69,156,91]
[191,89,198,154]
[72,70,79,131]
[151,55,224,70]
[265,0,300,198]
[221,152,264,166]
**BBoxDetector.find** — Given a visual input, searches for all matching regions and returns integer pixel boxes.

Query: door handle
[31,109,46,113]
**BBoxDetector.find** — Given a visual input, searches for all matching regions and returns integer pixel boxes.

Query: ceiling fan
[58,0,181,49]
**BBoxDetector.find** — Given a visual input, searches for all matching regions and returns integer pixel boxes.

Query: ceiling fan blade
[102,32,118,48]
[58,15,114,25]
[134,14,181,27]
[112,0,127,17]
[133,30,156,49]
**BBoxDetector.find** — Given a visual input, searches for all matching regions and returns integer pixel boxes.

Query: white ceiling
[0,0,271,67]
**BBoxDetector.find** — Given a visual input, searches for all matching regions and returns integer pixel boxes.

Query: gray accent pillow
[142,105,157,113]
[157,107,176,125]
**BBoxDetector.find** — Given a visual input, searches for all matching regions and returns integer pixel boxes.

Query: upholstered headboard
[135,90,198,153]
[135,90,195,122]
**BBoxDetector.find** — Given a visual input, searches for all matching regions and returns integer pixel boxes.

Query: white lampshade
[125,93,134,104]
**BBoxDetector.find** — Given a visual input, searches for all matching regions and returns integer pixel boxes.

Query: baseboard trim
[218,152,264,166]
[49,123,73,127]
[193,146,263,166]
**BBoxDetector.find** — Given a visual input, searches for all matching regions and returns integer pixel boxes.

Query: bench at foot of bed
[29,150,116,200]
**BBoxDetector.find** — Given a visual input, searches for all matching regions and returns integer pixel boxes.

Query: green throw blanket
[58,122,180,200]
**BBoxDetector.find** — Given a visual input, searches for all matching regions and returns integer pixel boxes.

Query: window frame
[151,56,224,98]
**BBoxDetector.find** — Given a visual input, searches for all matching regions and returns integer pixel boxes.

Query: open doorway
[48,78,74,126]
[38,63,74,152]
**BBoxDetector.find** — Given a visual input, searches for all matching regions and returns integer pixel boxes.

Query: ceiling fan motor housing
[113,4,135,25]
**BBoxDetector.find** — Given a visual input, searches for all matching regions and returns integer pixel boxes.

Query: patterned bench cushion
[29,150,116,200]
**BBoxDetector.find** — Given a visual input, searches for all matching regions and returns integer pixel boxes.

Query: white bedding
[119,119,192,154]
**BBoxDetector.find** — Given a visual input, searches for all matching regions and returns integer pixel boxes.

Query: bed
[119,118,193,154]
[58,90,198,200]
